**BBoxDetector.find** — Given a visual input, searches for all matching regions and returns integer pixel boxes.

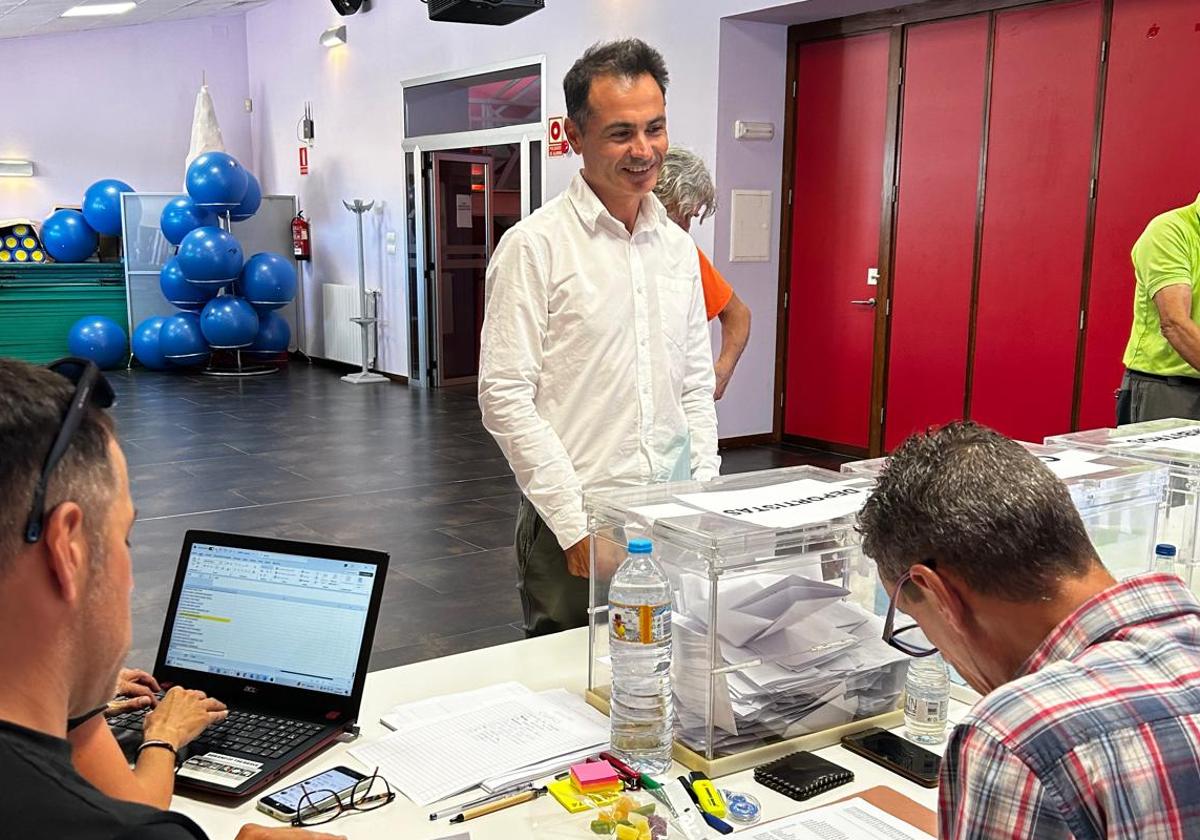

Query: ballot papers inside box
[845,439,1168,582]
[584,466,907,776]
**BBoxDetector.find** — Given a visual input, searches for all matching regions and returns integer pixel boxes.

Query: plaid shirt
[939,574,1200,840]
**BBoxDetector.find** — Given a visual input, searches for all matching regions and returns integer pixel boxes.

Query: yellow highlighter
[688,771,726,819]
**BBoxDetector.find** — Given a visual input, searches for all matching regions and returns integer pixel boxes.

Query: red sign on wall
[547,116,569,157]
[299,146,309,176]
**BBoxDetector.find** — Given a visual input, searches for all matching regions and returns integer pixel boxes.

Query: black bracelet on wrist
[137,739,178,758]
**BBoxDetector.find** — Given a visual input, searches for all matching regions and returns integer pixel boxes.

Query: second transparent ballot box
[584,466,906,774]
[1047,419,1200,589]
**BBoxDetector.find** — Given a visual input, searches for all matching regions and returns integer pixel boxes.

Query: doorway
[408,140,541,386]
[402,56,546,388]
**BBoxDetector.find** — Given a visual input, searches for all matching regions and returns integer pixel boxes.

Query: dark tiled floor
[113,362,845,673]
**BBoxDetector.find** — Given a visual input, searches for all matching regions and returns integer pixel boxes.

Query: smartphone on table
[256,765,368,822]
[840,727,941,788]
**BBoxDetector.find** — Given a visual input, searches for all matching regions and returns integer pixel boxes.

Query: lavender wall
[243,0,783,391]
[711,18,789,438]
[0,16,253,221]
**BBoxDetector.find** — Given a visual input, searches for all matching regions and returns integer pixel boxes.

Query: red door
[883,15,990,452]
[969,0,1103,443]
[1077,0,1200,430]
[784,32,891,449]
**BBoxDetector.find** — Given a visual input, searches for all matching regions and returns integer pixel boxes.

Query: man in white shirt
[479,39,720,636]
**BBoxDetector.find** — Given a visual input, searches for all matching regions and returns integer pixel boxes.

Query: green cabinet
[0,263,128,364]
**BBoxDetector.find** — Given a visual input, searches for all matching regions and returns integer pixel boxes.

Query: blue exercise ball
[247,311,291,354]
[160,257,218,310]
[200,295,259,348]
[131,316,170,371]
[159,312,210,365]
[237,252,297,310]
[82,178,133,236]
[229,171,262,222]
[160,195,217,246]
[67,315,127,369]
[177,226,243,286]
[186,151,248,209]
[42,209,99,262]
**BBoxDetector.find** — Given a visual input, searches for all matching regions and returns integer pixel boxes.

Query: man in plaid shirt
[858,421,1200,839]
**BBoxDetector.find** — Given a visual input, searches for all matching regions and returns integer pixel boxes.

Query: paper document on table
[479,689,611,792]
[350,691,609,805]
[740,798,934,839]
[378,681,531,730]
[675,478,869,529]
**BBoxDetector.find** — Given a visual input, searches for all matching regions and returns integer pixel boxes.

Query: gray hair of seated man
[654,147,716,225]
[857,420,1098,602]
[0,358,115,571]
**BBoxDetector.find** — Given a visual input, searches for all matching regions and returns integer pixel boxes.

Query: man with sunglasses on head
[857,420,1200,839]
[0,358,343,840]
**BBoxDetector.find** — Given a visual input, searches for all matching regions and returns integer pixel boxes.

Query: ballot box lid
[1048,418,1200,472]
[585,465,874,566]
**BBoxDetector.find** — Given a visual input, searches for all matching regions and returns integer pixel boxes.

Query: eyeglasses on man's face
[882,568,940,658]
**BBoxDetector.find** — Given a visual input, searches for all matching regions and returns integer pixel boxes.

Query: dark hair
[857,421,1098,601]
[563,39,669,132]
[0,358,115,570]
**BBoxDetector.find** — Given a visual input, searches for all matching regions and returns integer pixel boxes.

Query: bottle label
[904,693,947,724]
[609,601,671,645]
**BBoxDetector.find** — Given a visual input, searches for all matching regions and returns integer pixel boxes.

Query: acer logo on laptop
[243,685,259,694]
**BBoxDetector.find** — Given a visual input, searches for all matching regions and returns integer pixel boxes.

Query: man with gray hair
[858,420,1200,839]
[654,147,751,400]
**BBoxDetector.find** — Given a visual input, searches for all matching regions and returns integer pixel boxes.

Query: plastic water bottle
[608,538,673,774]
[1152,543,1178,575]
[904,654,950,745]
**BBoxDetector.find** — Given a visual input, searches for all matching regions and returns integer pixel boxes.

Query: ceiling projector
[427,0,544,25]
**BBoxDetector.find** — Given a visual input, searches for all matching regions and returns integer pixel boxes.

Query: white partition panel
[120,193,304,353]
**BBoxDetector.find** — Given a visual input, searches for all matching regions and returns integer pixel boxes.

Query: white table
[173,628,949,838]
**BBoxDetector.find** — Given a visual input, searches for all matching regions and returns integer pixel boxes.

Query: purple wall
[0,15,252,220]
[243,0,780,374]
[712,18,789,437]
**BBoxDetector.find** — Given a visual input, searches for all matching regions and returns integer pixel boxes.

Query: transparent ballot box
[1047,419,1200,589]
[584,466,906,776]
[843,441,1168,581]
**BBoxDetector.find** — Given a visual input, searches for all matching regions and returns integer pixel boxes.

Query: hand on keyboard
[143,686,228,750]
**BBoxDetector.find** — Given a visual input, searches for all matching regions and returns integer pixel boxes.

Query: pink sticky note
[571,760,620,789]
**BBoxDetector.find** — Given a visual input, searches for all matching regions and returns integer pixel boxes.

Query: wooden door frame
[774,0,1114,456]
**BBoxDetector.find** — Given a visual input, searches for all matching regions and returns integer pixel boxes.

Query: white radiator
[322,283,376,366]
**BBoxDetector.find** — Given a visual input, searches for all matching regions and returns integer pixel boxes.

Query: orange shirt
[697,247,734,321]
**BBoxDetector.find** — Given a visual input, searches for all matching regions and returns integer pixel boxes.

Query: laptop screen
[162,541,377,697]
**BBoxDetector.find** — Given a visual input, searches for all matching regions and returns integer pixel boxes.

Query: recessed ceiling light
[61,1,136,17]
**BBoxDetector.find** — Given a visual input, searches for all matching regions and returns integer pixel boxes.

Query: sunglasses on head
[23,358,116,544]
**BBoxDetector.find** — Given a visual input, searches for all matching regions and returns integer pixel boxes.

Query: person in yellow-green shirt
[1120,194,1200,424]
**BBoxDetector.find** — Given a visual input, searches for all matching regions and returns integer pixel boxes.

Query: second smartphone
[840,727,941,788]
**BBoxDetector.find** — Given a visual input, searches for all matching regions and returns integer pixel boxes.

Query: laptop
[108,529,388,798]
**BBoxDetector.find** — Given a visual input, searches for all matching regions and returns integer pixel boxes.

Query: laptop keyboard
[108,705,325,760]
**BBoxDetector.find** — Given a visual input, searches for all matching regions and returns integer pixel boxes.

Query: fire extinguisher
[291,211,311,261]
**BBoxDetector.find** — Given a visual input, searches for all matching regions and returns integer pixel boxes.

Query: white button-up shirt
[479,172,720,549]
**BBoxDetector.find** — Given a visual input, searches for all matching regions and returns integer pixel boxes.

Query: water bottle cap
[1156,543,1177,557]
[627,538,653,554]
